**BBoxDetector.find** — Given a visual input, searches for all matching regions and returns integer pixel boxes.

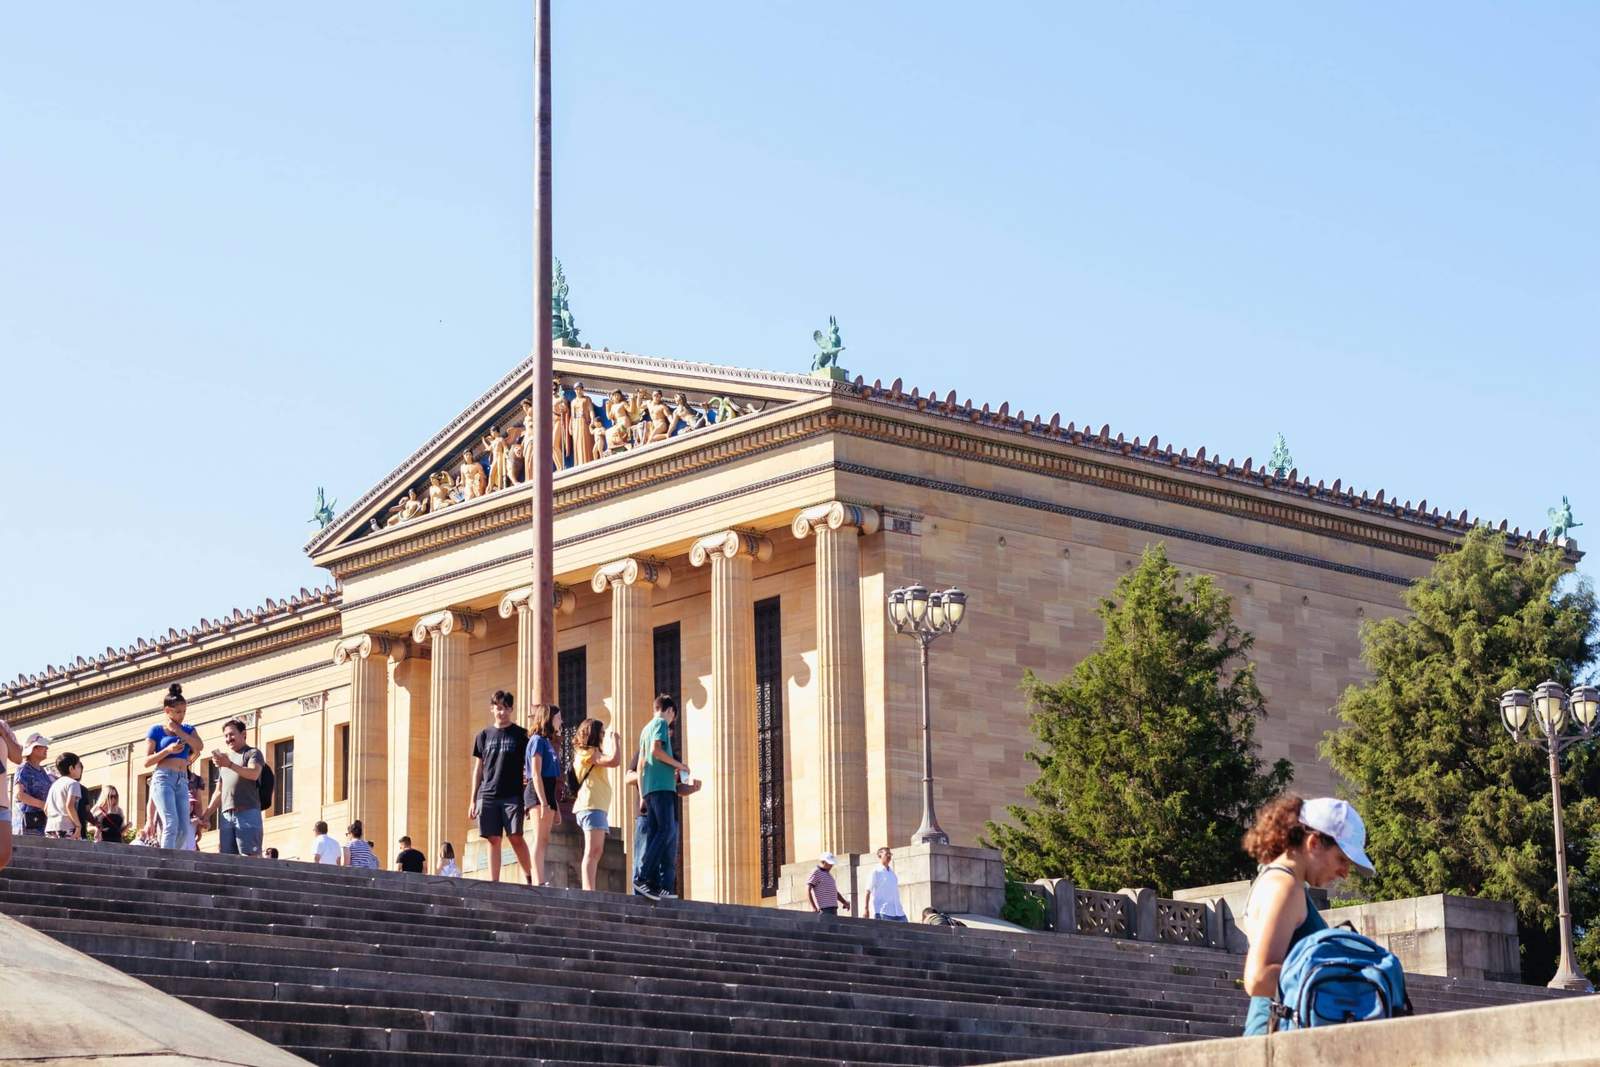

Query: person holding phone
[143,684,201,849]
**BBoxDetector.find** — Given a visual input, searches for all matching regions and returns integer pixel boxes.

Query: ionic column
[412,610,481,866]
[793,502,880,856]
[333,633,405,855]
[591,557,671,870]
[388,644,430,859]
[690,529,773,904]
[499,583,578,728]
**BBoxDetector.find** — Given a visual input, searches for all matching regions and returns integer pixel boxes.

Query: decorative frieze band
[298,693,326,716]
[792,501,881,540]
[410,610,482,644]
[332,632,407,666]
[106,744,130,763]
[689,529,774,568]
[590,558,672,593]
[498,583,578,618]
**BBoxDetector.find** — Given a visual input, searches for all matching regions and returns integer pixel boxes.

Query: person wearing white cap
[1239,793,1375,1035]
[0,717,22,870]
[14,733,54,838]
[806,851,853,917]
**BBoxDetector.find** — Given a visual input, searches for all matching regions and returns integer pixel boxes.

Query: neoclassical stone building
[3,348,1568,903]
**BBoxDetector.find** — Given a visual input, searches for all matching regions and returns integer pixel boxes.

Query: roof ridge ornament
[811,316,847,380]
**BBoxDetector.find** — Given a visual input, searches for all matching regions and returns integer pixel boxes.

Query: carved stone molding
[498,583,577,619]
[241,709,260,728]
[589,558,672,594]
[105,744,130,763]
[332,632,407,666]
[411,609,482,645]
[792,501,881,540]
[298,693,326,716]
[689,530,774,568]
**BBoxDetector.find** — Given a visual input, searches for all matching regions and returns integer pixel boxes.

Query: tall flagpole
[531,0,556,708]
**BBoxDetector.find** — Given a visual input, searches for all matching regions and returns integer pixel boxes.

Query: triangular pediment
[306,347,838,559]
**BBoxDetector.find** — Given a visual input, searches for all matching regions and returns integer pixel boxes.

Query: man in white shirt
[309,820,342,864]
[862,846,908,921]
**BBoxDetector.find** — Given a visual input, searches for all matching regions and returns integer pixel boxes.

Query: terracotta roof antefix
[846,372,1582,564]
[1,584,341,702]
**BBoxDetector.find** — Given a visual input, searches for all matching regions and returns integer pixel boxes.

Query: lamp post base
[910,826,950,847]
[1547,967,1594,993]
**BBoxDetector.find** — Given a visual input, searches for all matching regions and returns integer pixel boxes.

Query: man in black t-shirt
[394,835,427,874]
[468,690,533,884]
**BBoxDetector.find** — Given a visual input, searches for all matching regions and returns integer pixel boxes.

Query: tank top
[1243,865,1328,1035]
[345,839,379,869]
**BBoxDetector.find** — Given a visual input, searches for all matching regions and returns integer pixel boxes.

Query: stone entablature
[1,591,342,720]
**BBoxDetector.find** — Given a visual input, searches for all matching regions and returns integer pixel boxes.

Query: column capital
[792,501,881,540]
[690,529,774,568]
[590,557,672,594]
[410,609,482,645]
[333,632,408,666]
[498,582,577,619]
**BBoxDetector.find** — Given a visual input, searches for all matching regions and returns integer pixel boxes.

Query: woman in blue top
[1240,793,1375,1035]
[523,703,563,886]
[143,684,202,850]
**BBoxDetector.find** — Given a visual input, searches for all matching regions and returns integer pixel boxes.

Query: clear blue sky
[2,3,1595,681]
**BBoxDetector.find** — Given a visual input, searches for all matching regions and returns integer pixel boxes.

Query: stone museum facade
[2,347,1565,903]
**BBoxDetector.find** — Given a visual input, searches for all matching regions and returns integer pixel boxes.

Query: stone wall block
[1033,877,1076,932]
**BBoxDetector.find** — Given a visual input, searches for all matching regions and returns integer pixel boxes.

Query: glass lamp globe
[906,584,930,624]
[1570,685,1600,730]
[927,592,946,630]
[1533,681,1569,735]
[942,588,967,630]
[1500,689,1531,734]
[887,588,908,628]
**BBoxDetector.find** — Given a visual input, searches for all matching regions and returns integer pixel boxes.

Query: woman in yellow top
[571,717,621,891]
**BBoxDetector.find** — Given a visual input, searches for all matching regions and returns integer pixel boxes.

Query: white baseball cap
[819,851,838,866]
[1300,797,1374,876]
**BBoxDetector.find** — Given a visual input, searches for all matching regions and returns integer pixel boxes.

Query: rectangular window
[653,623,683,763]
[271,739,295,816]
[333,723,350,802]
[557,647,587,792]
[754,597,784,897]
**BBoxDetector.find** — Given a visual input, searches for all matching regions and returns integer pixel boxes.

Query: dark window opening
[755,597,784,897]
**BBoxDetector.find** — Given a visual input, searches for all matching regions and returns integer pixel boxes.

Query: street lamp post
[888,583,968,847]
[1499,681,1599,993]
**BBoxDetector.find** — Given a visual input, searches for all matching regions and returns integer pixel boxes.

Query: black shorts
[524,776,562,809]
[478,798,524,838]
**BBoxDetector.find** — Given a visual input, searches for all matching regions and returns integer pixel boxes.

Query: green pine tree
[985,543,1293,892]
[1323,527,1598,982]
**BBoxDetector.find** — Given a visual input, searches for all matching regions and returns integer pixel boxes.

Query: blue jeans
[633,811,650,887]
[219,808,263,855]
[639,791,678,893]
[151,768,189,850]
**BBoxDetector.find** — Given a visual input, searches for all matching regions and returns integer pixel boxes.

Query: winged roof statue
[1548,496,1581,541]
[812,316,844,372]
[309,487,337,529]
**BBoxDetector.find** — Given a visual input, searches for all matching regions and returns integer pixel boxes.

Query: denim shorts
[575,808,608,832]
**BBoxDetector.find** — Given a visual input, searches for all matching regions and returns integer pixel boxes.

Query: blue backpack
[1271,926,1414,1031]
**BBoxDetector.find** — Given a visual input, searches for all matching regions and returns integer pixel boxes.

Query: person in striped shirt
[340,819,379,869]
[806,852,852,917]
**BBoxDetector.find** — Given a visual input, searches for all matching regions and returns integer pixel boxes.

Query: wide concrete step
[0,838,1563,1067]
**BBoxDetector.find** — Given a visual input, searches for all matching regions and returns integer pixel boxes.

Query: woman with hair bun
[142,684,202,850]
[1239,793,1375,1035]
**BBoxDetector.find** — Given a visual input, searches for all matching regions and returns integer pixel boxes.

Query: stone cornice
[844,379,1581,562]
[0,613,342,727]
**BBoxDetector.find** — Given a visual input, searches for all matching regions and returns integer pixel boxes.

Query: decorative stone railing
[1032,878,1220,948]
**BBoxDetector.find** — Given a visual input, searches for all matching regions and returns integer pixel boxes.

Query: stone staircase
[0,838,1566,1066]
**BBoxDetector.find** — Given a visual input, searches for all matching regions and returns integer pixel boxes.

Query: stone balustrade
[1033,878,1218,947]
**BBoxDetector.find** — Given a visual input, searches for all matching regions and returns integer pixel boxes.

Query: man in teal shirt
[635,694,689,900]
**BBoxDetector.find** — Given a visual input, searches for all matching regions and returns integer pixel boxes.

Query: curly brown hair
[1242,793,1333,864]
